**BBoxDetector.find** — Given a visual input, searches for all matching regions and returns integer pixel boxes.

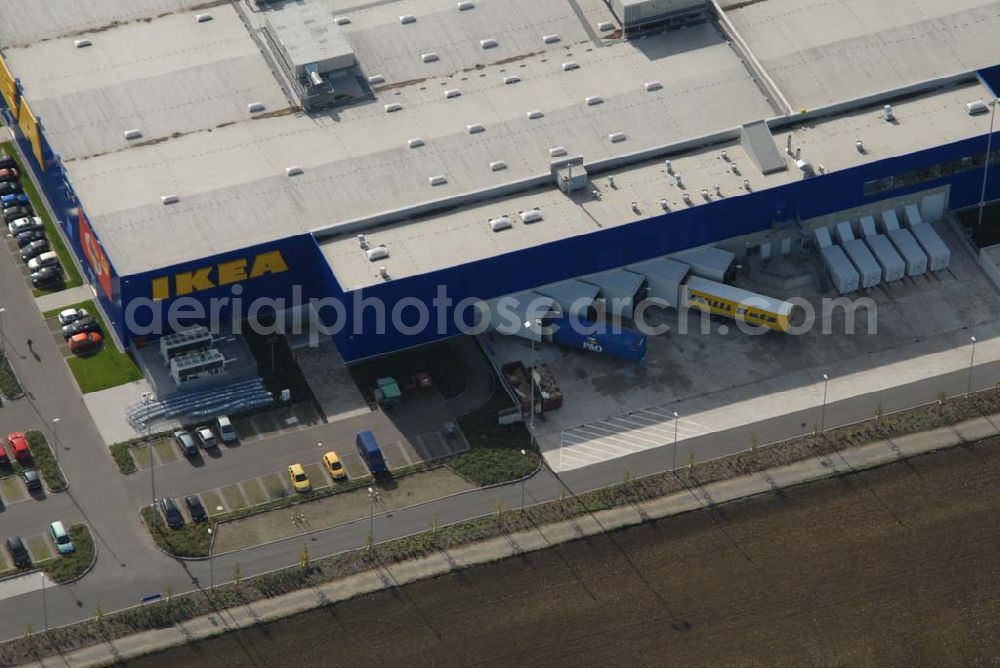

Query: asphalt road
[2,224,1000,642]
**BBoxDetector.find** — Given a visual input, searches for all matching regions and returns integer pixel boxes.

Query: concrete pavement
[47,409,1000,668]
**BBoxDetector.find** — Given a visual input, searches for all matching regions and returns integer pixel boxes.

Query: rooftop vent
[421,52,439,63]
[543,34,560,44]
[883,104,895,122]
[384,103,403,113]
[357,234,368,249]
[366,246,389,261]
[644,81,662,92]
[489,160,507,171]
[379,266,389,279]
[527,109,544,119]
[368,74,386,85]
[429,175,448,186]
[598,21,614,31]
[457,1,474,9]
[161,195,179,205]
[74,39,92,48]
[549,146,567,157]
[407,138,425,148]
[444,88,461,98]
[562,62,579,71]
[247,101,266,113]
[285,165,303,176]
[503,76,521,85]
[467,123,485,134]
[195,13,213,22]
[489,215,512,231]
[608,132,626,143]
[480,38,498,49]
[967,100,989,115]
[124,129,142,140]
[585,95,603,106]
[520,208,543,224]
[334,16,350,25]
[399,15,416,24]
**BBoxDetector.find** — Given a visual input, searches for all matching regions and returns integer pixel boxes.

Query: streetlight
[40,571,47,632]
[976,98,998,229]
[968,336,977,396]
[142,392,156,527]
[520,449,527,511]
[820,374,830,433]
[207,528,214,590]
[524,319,541,447]
[0,307,6,357]
[51,418,60,465]
[367,486,380,547]
[672,411,679,471]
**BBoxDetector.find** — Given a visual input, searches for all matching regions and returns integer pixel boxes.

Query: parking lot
[0,471,45,507]
[0,529,56,573]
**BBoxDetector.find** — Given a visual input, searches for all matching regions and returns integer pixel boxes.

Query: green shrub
[0,352,23,399]
[109,443,137,475]
[43,525,95,583]
[25,431,66,491]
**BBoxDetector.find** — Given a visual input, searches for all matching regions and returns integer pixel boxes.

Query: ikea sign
[150,250,289,300]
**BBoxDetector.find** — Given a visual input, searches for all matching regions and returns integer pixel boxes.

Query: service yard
[132,437,1000,667]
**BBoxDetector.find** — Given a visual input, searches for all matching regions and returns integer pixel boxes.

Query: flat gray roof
[0,0,997,277]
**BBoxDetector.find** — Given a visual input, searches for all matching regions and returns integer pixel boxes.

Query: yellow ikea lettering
[149,250,290,299]
[249,251,289,278]
[217,259,248,286]
[174,267,215,296]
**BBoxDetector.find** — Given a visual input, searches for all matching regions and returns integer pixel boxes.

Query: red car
[6,433,31,464]
[0,443,8,467]
[69,331,102,354]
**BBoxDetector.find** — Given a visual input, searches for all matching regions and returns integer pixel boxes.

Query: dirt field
[129,441,1000,667]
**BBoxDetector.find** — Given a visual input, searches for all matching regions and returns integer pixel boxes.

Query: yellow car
[287,463,311,492]
[323,451,347,480]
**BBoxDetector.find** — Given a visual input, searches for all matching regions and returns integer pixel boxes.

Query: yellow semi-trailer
[681,276,795,333]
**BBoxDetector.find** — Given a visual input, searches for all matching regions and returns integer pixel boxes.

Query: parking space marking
[240,479,268,506]
[303,462,329,489]
[220,484,248,511]
[25,533,53,562]
[551,412,713,472]
[0,476,28,505]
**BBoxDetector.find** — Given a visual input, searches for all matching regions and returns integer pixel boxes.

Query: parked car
[31,266,64,288]
[15,228,44,247]
[174,430,197,457]
[8,216,43,235]
[68,331,102,354]
[185,495,207,523]
[288,463,311,492]
[0,166,20,182]
[7,432,31,464]
[215,416,237,444]
[0,443,9,467]
[4,206,33,224]
[27,251,60,272]
[49,521,75,555]
[195,426,217,449]
[20,239,50,262]
[0,154,15,170]
[61,316,99,339]
[159,497,184,529]
[1,193,29,209]
[57,307,89,326]
[0,181,22,197]
[322,451,347,480]
[5,536,30,568]
[21,469,42,492]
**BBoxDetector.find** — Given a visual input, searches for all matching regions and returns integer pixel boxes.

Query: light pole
[142,392,156,527]
[40,571,47,632]
[976,98,998,229]
[51,418,60,465]
[0,307,6,357]
[520,449,527,510]
[672,411,679,471]
[968,336,977,396]
[207,528,214,590]
[820,373,830,433]
[367,486,380,547]
[524,319,540,447]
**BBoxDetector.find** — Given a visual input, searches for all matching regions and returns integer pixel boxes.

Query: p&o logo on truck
[150,250,289,300]
[582,336,604,353]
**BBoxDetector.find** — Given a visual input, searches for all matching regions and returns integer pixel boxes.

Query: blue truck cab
[356,430,388,475]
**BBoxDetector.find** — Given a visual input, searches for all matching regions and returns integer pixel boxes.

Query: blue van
[356,431,388,475]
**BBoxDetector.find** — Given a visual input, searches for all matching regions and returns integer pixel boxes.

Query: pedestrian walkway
[32,284,95,315]
[51,410,1000,668]
[293,340,370,423]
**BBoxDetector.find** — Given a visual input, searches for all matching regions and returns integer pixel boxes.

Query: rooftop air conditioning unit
[489,215,512,231]
[519,208,543,224]
[967,100,989,115]
[366,246,389,261]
